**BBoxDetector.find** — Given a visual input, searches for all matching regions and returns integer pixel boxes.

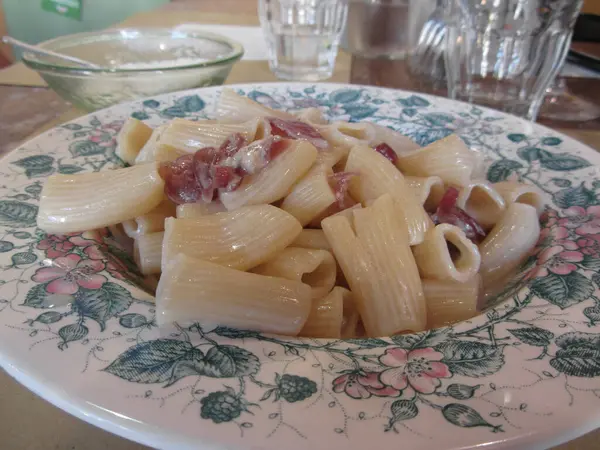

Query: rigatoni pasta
[300,287,345,338]
[37,163,164,233]
[37,88,543,339]
[134,232,164,275]
[162,205,302,271]
[345,144,431,245]
[492,181,545,216]
[423,276,481,328]
[479,203,540,290]
[396,134,475,186]
[253,247,336,300]
[220,140,318,210]
[323,194,426,336]
[412,224,481,283]
[116,117,153,164]
[157,254,311,335]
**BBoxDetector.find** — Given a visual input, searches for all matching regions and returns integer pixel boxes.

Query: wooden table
[0,2,599,450]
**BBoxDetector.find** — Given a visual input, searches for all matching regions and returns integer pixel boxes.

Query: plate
[1,83,600,450]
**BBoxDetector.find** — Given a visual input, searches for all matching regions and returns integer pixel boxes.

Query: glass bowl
[22,28,244,111]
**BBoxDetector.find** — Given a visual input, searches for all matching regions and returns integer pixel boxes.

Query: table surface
[1,1,600,449]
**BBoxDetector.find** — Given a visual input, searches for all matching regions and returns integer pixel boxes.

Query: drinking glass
[258,0,348,81]
[444,0,584,121]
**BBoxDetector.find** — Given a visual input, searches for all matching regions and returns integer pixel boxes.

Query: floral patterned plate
[1,83,600,450]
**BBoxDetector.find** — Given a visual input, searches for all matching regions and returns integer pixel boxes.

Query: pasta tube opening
[413,224,481,283]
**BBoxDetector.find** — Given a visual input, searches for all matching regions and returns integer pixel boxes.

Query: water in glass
[444,0,584,121]
[259,0,348,81]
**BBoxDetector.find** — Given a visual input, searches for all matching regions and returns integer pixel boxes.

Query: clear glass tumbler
[258,0,348,81]
[444,0,584,121]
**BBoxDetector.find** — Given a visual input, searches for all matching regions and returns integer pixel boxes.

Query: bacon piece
[374,143,398,165]
[267,117,328,149]
[329,172,358,209]
[160,133,290,204]
[433,187,487,243]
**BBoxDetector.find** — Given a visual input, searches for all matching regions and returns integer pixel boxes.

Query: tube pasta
[162,205,302,271]
[135,126,187,164]
[176,202,227,218]
[492,181,545,216]
[323,194,426,336]
[37,163,164,233]
[126,197,176,238]
[405,176,445,212]
[320,121,376,149]
[134,232,164,275]
[280,164,336,226]
[220,140,318,210]
[157,254,311,335]
[295,107,329,125]
[216,88,295,123]
[300,286,344,338]
[116,118,153,165]
[291,229,332,251]
[345,144,431,245]
[369,123,420,156]
[158,118,259,153]
[339,288,360,339]
[252,247,336,300]
[396,135,475,186]
[412,224,481,283]
[456,182,506,229]
[480,203,540,289]
[423,276,480,328]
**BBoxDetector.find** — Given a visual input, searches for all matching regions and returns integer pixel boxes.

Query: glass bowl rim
[21,27,245,74]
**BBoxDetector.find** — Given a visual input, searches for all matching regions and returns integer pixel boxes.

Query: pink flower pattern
[558,206,600,236]
[37,235,75,259]
[535,226,577,252]
[531,245,583,278]
[577,235,600,258]
[32,254,106,294]
[377,348,451,398]
[332,371,400,399]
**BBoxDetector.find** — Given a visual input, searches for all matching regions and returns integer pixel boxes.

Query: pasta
[492,181,545,216]
[345,144,431,245]
[291,229,332,251]
[396,134,476,186]
[37,88,544,339]
[157,254,311,335]
[423,276,481,328]
[162,205,302,271]
[176,202,227,218]
[479,203,540,290]
[300,286,345,338]
[295,108,329,125]
[220,140,318,210]
[116,117,153,165]
[216,88,295,122]
[323,194,426,336]
[339,288,360,339]
[369,123,420,156]
[405,176,445,212]
[252,247,336,300]
[158,118,260,153]
[320,121,376,149]
[280,164,336,226]
[37,163,164,233]
[125,197,176,238]
[412,224,481,283]
[134,232,164,275]
[456,182,506,229]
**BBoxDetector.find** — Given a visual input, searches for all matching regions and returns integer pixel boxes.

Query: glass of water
[444,0,583,121]
[258,0,348,81]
